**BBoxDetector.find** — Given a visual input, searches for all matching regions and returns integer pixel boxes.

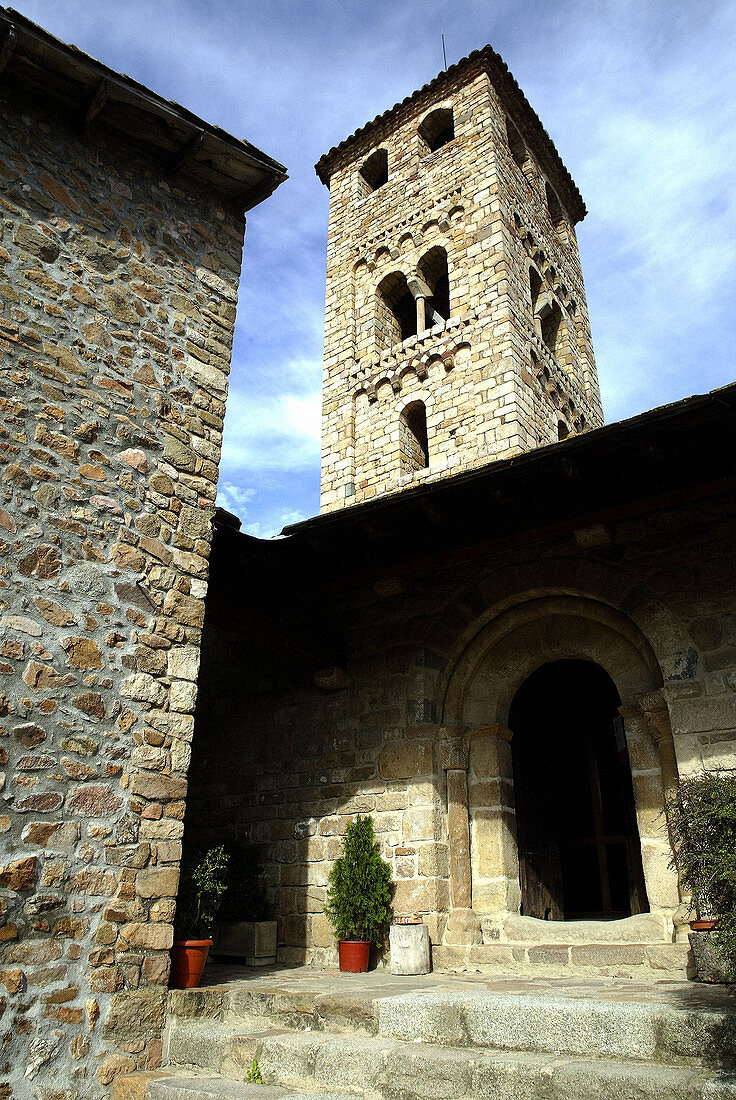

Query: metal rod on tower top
[442,31,447,70]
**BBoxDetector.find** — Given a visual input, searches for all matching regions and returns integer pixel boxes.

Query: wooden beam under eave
[81,79,109,131]
[168,129,205,175]
[0,25,17,75]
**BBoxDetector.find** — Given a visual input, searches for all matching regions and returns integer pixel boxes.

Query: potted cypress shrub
[666,770,736,982]
[170,845,229,989]
[212,846,277,965]
[325,814,393,972]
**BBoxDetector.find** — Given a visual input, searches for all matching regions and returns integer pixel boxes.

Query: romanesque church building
[0,10,734,1097]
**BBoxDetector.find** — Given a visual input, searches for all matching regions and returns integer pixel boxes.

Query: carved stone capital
[637,690,672,745]
[440,735,469,772]
[618,705,651,739]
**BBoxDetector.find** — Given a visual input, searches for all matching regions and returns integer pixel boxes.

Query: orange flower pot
[338,940,370,972]
[689,919,717,932]
[169,939,212,988]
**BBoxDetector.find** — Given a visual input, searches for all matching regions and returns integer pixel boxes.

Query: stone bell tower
[315,46,603,512]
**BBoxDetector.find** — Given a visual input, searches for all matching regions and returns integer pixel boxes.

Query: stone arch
[428,559,696,720]
[360,147,388,192]
[506,116,528,170]
[419,105,454,152]
[447,596,662,727]
[375,269,416,349]
[399,399,429,472]
[417,245,450,325]
[433,591,683,929]
[435,594,660,730]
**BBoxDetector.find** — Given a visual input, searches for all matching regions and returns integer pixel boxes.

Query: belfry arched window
[360,148,388,193]
[400,401,429,472]
[545,181,569,242]
[506,117,528,169]
[542,301,566,361]
[376,271,416,349]
[419,107,454,153]
[418,246,450,328]
[529,267,542,314]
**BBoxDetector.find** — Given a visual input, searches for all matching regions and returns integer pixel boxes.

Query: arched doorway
[509,659,649,921]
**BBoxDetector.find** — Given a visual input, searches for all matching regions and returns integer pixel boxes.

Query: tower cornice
[314,45,586,225]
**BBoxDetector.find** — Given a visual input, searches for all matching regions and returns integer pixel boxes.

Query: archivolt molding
[426,555,695,692]
[438,595,664,728]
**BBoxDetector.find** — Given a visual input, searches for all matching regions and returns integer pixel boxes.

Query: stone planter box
[212,920,277,965]
[688,930,733,984]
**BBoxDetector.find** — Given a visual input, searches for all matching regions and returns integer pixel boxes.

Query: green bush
[325,815,393,946]
[174,845,229,940]
[666,770,736,974]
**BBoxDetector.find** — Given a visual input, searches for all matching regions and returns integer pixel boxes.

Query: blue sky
[17,1,736,536]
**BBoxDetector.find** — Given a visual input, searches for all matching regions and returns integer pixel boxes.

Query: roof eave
[314,45,585,224]
[0,6,287,208]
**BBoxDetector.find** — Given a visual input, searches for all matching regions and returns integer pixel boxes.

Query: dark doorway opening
[509,659,648,921]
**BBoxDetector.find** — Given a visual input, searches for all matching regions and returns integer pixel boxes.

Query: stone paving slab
[198,961,736,1011]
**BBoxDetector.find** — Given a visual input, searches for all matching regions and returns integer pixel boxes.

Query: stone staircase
[117,969,736,1100]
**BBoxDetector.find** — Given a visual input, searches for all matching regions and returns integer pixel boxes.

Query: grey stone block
[470,1051,556,1099]
[314,991,379,1035]
[381,1043,474,1100]
[702,1073,736,1099]
[314,1035,385,1090]
[290,1095,360,1100]
[256,1031,328,1087]
[376,991,468,1045]
[166,1023,241,1071]
[463,994,659,1060]
[689,932,735,984]
[650,1005,736,1067]
[551,1059,705,1100]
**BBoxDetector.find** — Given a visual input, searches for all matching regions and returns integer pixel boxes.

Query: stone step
[163,1018,736,1098]
[174,1027,734,1100]
[149,1075,354,1100]
[433,940,689,976]
[168,986,380,1036]
[375,988,736,1066]
[113,1067,356,1100]
[167,984,735,1069]
[165,1020,281,1078]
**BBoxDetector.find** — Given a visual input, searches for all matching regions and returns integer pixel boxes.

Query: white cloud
[220,382,321,475]
[241,508,308,540]
[215,482,256,516]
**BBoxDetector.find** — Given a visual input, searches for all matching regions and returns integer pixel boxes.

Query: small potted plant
[666,770,736,982]
[325,814,393,972]
[170,845,229,989]
[212,846,277,965]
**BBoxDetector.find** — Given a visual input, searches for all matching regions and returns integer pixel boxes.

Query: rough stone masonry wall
[319,63,602,513]
[0,85,244,1096]
[187,491,736,968]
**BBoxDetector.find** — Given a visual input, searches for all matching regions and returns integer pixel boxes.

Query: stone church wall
[187,489,736,967]
[0,83,245,1094]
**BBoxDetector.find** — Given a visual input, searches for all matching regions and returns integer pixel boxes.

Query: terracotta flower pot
[689,918,718,932]
[169,939,212,989]
[338,940,370,972]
